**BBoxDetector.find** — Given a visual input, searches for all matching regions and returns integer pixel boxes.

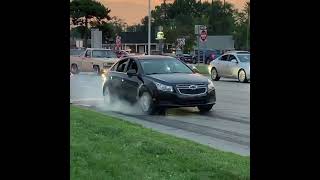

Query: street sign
[115,35,121,49]
[200,26,207,42]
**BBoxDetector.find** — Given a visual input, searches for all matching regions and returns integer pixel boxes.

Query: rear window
[92,50,117,58]
[238,54,250,62]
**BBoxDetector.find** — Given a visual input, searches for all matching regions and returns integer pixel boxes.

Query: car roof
[223,51,250,55]
[131,55,177,60]
[86,48,113,50]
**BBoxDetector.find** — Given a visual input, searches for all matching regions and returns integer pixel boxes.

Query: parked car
[176,53,193,63]
[208,51,250,83]
[192,49,222,64]
[103,55,216,115]
[70,48,119,75]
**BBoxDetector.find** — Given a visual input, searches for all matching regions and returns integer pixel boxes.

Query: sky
[98,0,248,25]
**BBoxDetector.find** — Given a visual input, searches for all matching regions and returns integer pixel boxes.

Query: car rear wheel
[238,69,248,83]
[211,68,220,81]
[71,64,79,74]
[93,65,100,75]
[197,104,214,112]
[139,92,156,115]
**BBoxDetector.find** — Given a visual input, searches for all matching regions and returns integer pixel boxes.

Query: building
[104,32,174,54]
[195,35,235,50]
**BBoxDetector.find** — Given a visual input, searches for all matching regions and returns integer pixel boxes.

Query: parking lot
[70,73,250,156]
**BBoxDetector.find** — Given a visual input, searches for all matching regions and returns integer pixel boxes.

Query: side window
[110,62,119,71]
[220,55,229,61]
[116,59,129,72]
[126,59,138,73]
[228,55,237,61]
[85,50,91,58]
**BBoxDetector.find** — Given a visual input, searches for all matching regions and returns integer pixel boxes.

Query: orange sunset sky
[98,0,249,25]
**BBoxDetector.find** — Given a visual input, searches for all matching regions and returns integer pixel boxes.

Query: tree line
[70,0,249,51]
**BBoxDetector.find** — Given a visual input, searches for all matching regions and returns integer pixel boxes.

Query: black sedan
[103,55,216,115]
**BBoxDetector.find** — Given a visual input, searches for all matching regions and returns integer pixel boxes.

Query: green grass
[71,105,250,180]
[195,64,210,74]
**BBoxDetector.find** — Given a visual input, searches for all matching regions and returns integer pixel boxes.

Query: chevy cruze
[103,55,216,114]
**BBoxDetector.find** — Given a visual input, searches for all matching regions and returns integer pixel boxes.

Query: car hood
[146,73,209,84]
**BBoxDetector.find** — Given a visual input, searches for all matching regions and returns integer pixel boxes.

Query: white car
[208,51,250,83]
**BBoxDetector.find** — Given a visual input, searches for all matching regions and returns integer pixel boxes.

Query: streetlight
[148,0,151,55]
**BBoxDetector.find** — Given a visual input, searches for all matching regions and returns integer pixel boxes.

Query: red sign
[200,29,207,42]
[116,36,121,47]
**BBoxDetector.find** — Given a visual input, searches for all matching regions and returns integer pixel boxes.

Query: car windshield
[238,54,250,62]
[140,58,193,75]
[70,49,85,56]
[92,50,117,58]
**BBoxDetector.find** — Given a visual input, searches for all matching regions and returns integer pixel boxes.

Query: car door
[216,54,229,76]
[122,58,141,103]
[224,54,238,77]
[112,58,130,100]
[82,50,93,72]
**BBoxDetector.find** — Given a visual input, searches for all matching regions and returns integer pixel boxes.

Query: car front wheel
[238,69,248,83]
[211,68,220,81]
[71,64,79,74]
[93,65,100,75]
[139,92,156,115]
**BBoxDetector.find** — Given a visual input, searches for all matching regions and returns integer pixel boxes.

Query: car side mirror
[127,69,137,76]
[231,59,238,63]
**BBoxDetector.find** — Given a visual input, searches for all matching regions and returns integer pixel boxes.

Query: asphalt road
[70,72,250,156]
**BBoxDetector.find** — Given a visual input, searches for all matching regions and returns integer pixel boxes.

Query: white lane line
[70,98,104,102]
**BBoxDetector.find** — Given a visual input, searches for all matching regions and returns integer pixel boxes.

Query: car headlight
[208,79,215,91]
[154,82,173,92]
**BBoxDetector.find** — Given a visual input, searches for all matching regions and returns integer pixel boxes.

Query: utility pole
[247,13,250,50]
[148,0,151,55]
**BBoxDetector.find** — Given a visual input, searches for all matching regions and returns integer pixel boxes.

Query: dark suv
[103,55,216,114]
[192,49,222,64]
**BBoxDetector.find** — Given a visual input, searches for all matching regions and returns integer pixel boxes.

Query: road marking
[70,98,103,102]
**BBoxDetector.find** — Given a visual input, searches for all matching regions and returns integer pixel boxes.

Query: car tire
[139,92,156,115]
[93,65,100,75]
[71,64,79,74]
[238,69,248,83]
[211,68,220,81]
[192,58,196,64]
[158,108,167,115]
[206,58,210,64]
[197,104,214,112]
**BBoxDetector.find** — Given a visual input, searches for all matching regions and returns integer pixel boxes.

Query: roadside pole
[197,26,200,64]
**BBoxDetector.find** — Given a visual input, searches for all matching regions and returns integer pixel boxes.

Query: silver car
[208,51,250,83]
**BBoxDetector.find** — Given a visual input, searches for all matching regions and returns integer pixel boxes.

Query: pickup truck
[70,48,119,75]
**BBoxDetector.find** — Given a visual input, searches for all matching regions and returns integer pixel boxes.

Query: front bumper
[153,89,216,107]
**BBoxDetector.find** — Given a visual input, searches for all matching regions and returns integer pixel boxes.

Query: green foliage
[126,0,249,51]
[70,0,111,47]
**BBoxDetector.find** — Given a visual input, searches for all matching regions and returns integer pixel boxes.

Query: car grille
[176,84,207,95]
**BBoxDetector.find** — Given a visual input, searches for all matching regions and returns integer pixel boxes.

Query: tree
[109,16,128,35]
[70,0,111,47]
[207,0,235,35]
[233,2,250,49]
